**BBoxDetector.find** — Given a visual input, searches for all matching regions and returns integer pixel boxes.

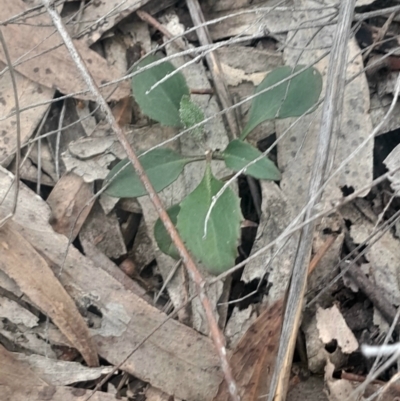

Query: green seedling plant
[104,54,322,274]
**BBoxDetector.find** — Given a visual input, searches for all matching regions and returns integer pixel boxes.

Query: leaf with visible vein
[132,55,190,126]
[241,65,322,139]
[223,139,281,181]
[177,165,242,274]
[104,148,190,198]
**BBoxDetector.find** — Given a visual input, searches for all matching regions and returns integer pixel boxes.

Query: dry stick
[367,371,400,401]
[72,0,86,35]
[154,259,182,305]
[55,99,66,180]
[191,88,214,94]
[267,2,356,401]
[307,203,400,310]
[186,0,238,141]
[354,4,400,21]
[362,11,396,61]
[343,231,400,334]
[0,28,20,228]
[7,108,52,186]
[307,235,337,276]
[136,9,189,55]
[347,263,400,332]
[41,2,240,401]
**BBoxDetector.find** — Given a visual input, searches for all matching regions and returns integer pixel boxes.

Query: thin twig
[154,259,182,305]
[308,235,337,275]
[354,4,400,20]
[186,0,239,140]
[136,9,189,55]
[41,2,239,401]
[35,106,52,194]
[307,203,400,308]
[55,99,66,180]
[344,231,400,333]
[362,11,396,61]
[268,2,357,400]
[37,137,42,194]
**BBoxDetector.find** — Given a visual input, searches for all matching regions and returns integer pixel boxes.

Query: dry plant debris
[3,1,400,401]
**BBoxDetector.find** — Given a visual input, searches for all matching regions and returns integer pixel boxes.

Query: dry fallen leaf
[78,0,153,46]
[214,300,284,401]
[278,35,373,214]
[80,202,127,259]
[0,344,46,388]
[342,202,400,307]
[0,1,130,101]
[2,348,118,401]
[47,172,95,240]
[0,61,54,166]
[14,353,113,386]
[0,222,99,367]
[112,97,133,127]
[316,305,358,354]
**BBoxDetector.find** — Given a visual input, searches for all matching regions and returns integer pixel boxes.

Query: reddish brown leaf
[0,223,99,367]
[112,97,133,127]
[214,300,284,401]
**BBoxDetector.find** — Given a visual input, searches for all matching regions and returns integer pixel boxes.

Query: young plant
[104,54,322,274]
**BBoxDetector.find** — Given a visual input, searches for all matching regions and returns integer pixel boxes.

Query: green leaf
[179,95,205,139]
[241,65,322,139]
[154,204,180,260]
[104,148,189,198]
[177,165,242,274]
[132,55,190,126]
[222,139,281,181]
